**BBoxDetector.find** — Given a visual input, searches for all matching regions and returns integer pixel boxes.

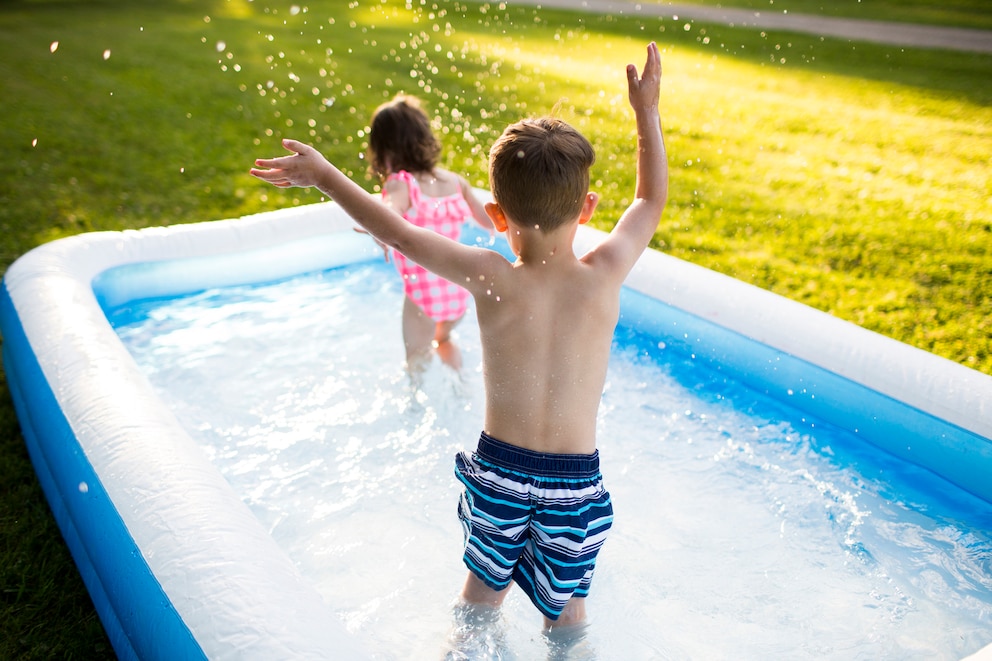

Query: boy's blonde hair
[488,118,595,232]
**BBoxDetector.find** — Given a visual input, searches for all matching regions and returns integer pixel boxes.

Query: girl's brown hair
[367,94,441,179]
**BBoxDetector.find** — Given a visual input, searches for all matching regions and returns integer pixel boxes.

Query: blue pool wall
[615,285,992,504]
[1,293,200,661]
[2,200,991,660]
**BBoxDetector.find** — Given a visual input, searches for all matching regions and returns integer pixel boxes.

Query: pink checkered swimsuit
[385,170,473,322]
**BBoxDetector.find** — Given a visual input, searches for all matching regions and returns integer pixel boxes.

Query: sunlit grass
[0,0,990,655]
[1,1,988,367]
[643,0,992,30]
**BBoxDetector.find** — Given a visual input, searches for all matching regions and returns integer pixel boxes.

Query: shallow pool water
[108,261,992,660]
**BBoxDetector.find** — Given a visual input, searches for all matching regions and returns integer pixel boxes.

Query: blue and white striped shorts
[455,432,614,620]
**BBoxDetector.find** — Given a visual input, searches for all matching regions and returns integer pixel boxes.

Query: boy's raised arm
[592,42,669,277]
[250,139,489,284]
[628,42,667,218]
[251,139,404,238]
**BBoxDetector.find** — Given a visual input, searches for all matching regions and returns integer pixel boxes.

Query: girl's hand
[353,227,391,262]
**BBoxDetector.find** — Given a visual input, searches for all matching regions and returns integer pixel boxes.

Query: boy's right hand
[626,42,661,113]
[250,138,329,189]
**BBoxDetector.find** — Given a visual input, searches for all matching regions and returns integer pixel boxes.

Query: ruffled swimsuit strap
[385,170,421,213]
[385,170,470,323]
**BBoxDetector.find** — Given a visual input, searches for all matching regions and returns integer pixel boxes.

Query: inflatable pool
[2,201,991,659]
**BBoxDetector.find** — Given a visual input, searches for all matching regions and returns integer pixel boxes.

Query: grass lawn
[651,0,992,30]
[1,0,990,656]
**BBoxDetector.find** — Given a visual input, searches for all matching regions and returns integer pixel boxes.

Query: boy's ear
[485,202,509,233]
[578,192,599,225]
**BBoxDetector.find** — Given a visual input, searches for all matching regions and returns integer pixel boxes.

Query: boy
[250,42,667,630]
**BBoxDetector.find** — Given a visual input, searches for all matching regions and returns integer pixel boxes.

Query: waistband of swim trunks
[476,431,601,478]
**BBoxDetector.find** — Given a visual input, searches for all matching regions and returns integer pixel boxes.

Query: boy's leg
[460,571,512,609]
[544,596,586,629]
[543,601,596,661]
[444,575,513,659]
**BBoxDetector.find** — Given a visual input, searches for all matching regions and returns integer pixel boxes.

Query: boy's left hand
[626,42,661,113]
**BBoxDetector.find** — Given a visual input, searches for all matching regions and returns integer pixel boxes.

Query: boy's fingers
[255,153,297,169]
[645,42,660,77]
[282,138,314,157]
[626,63,639,87]
[628,43,660,88]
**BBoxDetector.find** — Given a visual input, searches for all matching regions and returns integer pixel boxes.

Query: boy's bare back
[460,42,665,454]
[468,209,626,454]
[251,42,667,456]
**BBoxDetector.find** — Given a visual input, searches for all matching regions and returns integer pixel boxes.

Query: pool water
[108,260,992,660]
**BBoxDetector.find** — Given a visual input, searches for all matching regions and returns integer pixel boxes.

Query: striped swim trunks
[454,432,614,620]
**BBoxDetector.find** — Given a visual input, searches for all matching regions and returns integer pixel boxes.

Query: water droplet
[78,482,89,493]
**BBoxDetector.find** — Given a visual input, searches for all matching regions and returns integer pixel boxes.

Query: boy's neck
[507,220,580,267]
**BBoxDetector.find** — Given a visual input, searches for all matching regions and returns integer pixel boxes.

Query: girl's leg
[402,296,436,374]
[434,317,464,372]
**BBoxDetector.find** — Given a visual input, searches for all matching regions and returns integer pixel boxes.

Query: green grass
[0,375,112,659]
[648,0,992,30]
[1,0,990,656]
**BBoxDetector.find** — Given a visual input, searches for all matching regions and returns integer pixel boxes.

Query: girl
[366,94,492,375]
